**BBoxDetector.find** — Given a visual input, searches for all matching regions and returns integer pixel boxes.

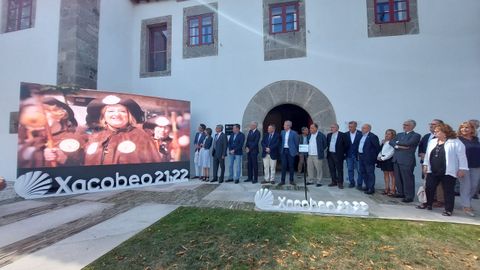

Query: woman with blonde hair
[457,121,480,216]
[84,95,161,165]
[377,129,396,196]
[417,123,468,216]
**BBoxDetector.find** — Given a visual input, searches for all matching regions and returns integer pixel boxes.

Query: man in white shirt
[306,123,327,187]
[279,120,299,186]
[345,121,363,189]
[326,123,348,189]
[298,127,309,174]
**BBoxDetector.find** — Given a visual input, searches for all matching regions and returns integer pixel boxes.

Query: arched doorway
[263,104,313,134]
[242,80,336,177]
[263,104,313,171]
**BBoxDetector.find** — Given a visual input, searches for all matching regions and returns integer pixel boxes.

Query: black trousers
[212,156,225,181]
[247,152,259,181]
[281,148,295,183]
[425,173,456,212]
[327,152,344,184]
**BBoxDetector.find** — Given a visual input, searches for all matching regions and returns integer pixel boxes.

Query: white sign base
[254,188,369,216]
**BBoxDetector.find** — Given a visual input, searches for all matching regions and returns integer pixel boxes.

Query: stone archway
[241,80,336,178]
[242,80,336,135]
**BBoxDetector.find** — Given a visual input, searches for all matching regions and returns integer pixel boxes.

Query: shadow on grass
[84,207,480,270]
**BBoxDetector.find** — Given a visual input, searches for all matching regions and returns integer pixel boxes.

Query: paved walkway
[0,176,478,269]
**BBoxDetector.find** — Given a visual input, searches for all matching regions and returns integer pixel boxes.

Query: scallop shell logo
[254,188,274,208]
[15,171,53,199]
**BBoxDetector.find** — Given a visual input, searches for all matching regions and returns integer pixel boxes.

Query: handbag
[417,185,427,203]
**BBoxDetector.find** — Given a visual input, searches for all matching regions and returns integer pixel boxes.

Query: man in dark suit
[227,124,245,184]
[345,121,363,189]
[389,119,421,203]
[261,124,280,184]
[358,124,381,194]
[193,124,206,179]
[245,121,261,183]
[279,120,299,186]
[211,124,228,183]
[326,123,348,189]
[306,123,327,187]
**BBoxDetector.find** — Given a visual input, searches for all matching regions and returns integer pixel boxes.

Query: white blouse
[377,140,395,161]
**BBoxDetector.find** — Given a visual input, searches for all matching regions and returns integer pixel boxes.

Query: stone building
[0,0,479,181]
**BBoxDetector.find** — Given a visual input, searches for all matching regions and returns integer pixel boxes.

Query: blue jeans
[229,154,242,180]
[346,155,363,187]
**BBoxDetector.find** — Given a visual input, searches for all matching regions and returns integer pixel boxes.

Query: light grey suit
[390,131,421,200]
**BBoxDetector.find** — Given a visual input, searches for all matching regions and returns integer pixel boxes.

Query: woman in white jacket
[377,129,396,196]
[417,123,468,216]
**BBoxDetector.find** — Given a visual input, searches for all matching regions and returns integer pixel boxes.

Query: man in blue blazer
[245,121,261,183]
[358,124,381,194]
[279,120,299,186]
[345,121,363,189]
[306,123,327,187]
[261,124,280,184]
[227,124,245,184]
[193,124,206,179]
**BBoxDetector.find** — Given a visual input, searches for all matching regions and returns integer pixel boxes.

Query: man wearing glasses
[390,119,421,203]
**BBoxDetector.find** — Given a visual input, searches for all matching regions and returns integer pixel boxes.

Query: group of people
[18,94,186,168]
[193,119,480,217]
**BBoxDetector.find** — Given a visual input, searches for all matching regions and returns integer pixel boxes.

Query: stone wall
[57,0,100,89]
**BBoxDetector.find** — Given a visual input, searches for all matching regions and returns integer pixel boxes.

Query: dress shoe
[192,176,199,179]
[244,179,252,182]
[328,183,337,187]
[338,184,344,189]
[234,180,239,184]
[260,181,269,184]
[219,180,224,183]
[364,190,374,195]
[225,179,234,182]
[290,182,296,186]
[210,179,218,182]
[252,181,258,184]
[306,182,314,186]
[402,198,413,203]
[348,183,355,188]
[270,181,276,185]
[416,204,432,210]
[277,182,285,186]
[316,183,323,187]
[356,186,363,191]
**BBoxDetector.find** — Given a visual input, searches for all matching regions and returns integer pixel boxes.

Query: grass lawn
[84,207,480,270]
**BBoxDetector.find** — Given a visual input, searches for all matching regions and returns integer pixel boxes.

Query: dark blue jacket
[358,132,381,164]
[281,130,299,157]
[203,136,213,150]
[261,132,280,160]
[246,129,261,154]
[346,130,362,157]
[194,132,206,152]
[307,131,327,159]
[228,132,245,155]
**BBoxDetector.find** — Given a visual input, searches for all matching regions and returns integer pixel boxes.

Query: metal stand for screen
[299,144,309,201]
